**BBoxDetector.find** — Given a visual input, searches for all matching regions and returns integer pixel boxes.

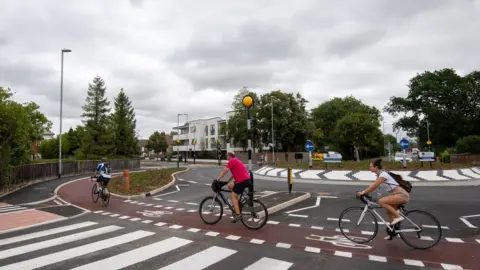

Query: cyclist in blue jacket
[94,158,111,194]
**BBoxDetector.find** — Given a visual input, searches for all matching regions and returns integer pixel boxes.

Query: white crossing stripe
[158,246,236,270]
[0,206,27,213]
[0,230,154,270]
[243,257,293,270]
[71,237,192,270]
[441,263,464,269]
[0,221,97,247]
[404,259,425,267]
[0,225,123,260]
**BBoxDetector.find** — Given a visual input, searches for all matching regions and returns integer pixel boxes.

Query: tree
[80,76,112,157]
[335,112,381,161]
[257,90,314,159]
[0,87,51,166]
[311,96,382,159]
[111,88,139,157]
[225,87,261,152]
[146,131,168,159]
[455,135,480,154]
[384,68,480,150]
[384,134,401,153]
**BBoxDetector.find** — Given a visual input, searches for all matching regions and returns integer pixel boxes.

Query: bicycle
[198,180,268,230]
[338,194,442,250]
[91,174,110,206]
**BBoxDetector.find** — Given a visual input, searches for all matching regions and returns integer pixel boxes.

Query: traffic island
[259,191,311,215]
[108,167,188,199]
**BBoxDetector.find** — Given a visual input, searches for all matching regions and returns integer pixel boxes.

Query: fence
[450,153,480,165]
[0,159,140,191]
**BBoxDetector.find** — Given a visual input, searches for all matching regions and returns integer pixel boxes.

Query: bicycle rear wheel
[338,207,378,243]
[91,184,99,203]
[399,210,442,249]
[199,196,224,225]
[102,188,110,206]
[240,199,268,230]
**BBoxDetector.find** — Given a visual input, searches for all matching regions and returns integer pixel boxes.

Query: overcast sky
[1,0,479,140]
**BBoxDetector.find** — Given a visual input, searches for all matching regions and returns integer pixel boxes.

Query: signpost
[305,140,314,168]
[419,151,435,168]
[399,138,409,168]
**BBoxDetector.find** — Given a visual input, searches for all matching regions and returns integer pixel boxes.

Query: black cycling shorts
[96,175,110,185]
[233,179,251,195]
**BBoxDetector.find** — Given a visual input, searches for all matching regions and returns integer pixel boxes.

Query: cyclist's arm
[216,167,230,181]
[358,177,385,195]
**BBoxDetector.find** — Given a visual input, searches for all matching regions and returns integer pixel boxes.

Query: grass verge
[271,160,475,171]
[108,167,186,196]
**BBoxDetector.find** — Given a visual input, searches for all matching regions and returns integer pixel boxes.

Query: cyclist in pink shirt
[216,151,251,222]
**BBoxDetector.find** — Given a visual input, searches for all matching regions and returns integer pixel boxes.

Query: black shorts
[233,179,251,195]
[96,175,110,185]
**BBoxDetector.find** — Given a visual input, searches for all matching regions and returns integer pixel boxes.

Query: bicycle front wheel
[399,210,442,249]
[199,196,223,225]
[91,185,99,203]
[240,199,268,230]
[338,207,378,243]
[102,188,110,206]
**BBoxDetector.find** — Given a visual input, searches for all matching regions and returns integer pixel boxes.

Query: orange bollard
[123,170,130,191]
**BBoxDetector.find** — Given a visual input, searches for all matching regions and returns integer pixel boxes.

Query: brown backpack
[388,172,412,193]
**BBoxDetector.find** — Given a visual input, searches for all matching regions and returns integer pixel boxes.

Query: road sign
[427,140,432,145]
[399,139,410,150]
[305,141,314,152]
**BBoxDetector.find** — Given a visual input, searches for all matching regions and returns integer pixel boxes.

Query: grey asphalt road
[0,211,432,270]
[176,165,480,235]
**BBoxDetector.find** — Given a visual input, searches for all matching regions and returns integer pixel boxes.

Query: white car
[394,153,412,162]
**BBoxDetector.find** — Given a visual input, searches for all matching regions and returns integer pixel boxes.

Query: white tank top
[378,171,399,192]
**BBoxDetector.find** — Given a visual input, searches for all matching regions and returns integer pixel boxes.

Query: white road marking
[368,255,387,262]
[157,246,236,270]
[288,214,308,218]
[404,259,425,267]
[285,197,320,214]
[71,237,192,270]
[276,242,292,248]
[243,257,293,270]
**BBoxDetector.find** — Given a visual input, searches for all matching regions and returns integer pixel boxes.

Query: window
[205,138,208,148]
[205,125,208,136]
[210,124,215,135]
[190,126,196,133]
[210,138,216,149]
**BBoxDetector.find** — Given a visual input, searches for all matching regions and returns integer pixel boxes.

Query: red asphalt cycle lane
[58,178,479,269]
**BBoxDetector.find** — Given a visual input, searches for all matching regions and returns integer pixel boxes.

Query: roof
[172,116,225,129]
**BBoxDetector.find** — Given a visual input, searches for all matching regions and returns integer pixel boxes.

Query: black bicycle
[91,174,110,206]
[338,194,442,249]
[199,180,268,230]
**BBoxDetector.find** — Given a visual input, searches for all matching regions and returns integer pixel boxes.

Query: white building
[172,112,269,156]
[172,117,227,155]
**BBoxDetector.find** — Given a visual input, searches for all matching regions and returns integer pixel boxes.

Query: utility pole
[271,97,275,164]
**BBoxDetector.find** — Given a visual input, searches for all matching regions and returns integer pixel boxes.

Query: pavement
[256,166,480,182]
[1,163,479,269]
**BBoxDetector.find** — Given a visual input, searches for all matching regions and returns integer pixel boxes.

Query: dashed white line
[187,180,198,184]
[169,224,183,229]
[288,214,308,218]
[226,235,241,240]
[94,211,104,214]
[168,200,179,203]
[119,216,130,219]
[154,205,163,208]
[441,263,464,270]
[154,222,167,227]
[186,202,198,205]
[267,221,279,225]
[176,208,185,211]
[288,224,301,227]
[129,218,141,221]
[187,228,201,232]
[311,226,324,230]
[423,224,450,230]
[368,255,387,262]
[101,212,111,215]
[145,203,154,206]
[305,247,321,253]
[334,251,352,258]
[404,259,425,267]
[164,207,174,209]
[206,232,219,237]
[187,210,196,212]
[142,220,153,224]
[110,214,120,217]
[250,239,265,244]
[361,231,374,235]
[445,238,464,243]
[276,243,291,248]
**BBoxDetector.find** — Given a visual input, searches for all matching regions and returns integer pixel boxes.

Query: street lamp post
[58,48,71,179]
[176,113,188,168]
[242,95,255,192]
[271,97,275,164]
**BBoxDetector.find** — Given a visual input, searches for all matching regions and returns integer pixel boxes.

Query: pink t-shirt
[226,157,250,183]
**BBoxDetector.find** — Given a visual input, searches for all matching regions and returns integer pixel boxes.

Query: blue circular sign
[399,138,410,150]
[305,141,314,152]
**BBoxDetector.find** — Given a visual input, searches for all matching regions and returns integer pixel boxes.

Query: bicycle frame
[358,201,422,233]
[212,186,251,214]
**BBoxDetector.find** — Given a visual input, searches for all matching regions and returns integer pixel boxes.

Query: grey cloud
[325,27,387,57]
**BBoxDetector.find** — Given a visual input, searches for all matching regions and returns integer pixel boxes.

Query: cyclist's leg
[231,181,248,222]
[378,194,407,224]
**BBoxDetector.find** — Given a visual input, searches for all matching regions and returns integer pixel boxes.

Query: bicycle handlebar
[358,193,373,204]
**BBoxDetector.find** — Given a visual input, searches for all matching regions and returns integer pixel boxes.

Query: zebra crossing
[0,204,28,214]
[0,220,295,269]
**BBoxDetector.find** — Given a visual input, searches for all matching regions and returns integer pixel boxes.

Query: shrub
[455,135,480,154]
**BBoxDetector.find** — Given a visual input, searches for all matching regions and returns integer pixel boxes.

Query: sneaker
[231,214,243,223]
[391,216,404,225]
[384,235,393,240]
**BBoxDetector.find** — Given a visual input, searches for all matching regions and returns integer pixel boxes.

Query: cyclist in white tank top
[356,158,410,240]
